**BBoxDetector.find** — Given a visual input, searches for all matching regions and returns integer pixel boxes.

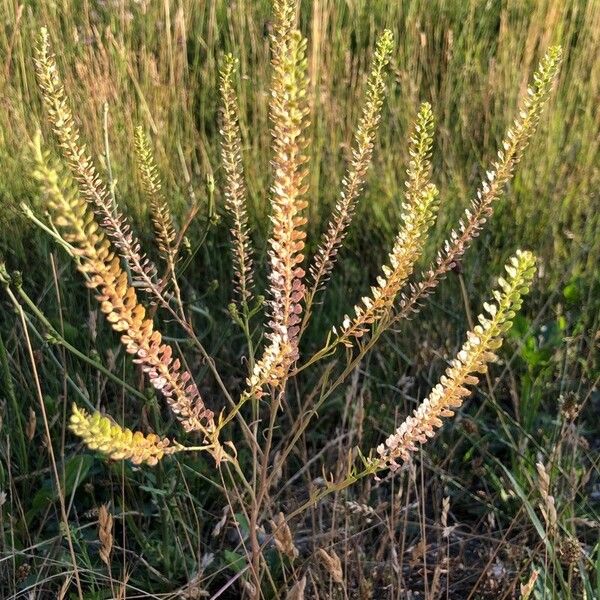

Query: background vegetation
[0,0,598,598]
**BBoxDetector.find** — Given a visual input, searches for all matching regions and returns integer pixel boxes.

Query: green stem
[7,280,146,401]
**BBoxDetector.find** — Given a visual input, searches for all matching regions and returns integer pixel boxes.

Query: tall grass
[1,2,598,285]
[0,1,598,598]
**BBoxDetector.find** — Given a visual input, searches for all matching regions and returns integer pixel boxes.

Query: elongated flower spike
[69,404,181,466]
[337,102,438,344]
[34,27,160,295]
[405,102,435,208]
[31,136,220,456]
[219,54,255,306]
[247,28,311,397]
[134,126,179,273]
[244,334,293,400]
[377,250,537,470]
[393,47,562,325]
[271,0,297,65]
[267,29,310,347]
[308,29,394,300]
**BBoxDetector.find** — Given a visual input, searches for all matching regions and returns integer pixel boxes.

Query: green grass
[0,1,598,598]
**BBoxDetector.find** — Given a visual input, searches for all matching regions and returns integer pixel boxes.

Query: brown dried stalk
[270,512,299,560]
[317,548,344,584]
[97,504,114,566]
[536,461,558,536]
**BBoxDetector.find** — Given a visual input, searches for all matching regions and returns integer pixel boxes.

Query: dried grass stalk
[317,548,344,584]
[536,461,558,536]
[270,512,299,560]
[97,504,114,566]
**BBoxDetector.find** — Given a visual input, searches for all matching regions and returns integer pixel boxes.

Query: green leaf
[30,454,94,519]
[62,454,94,497]
[562,281,581,304]
[223,549,246,573]
[235,512,250,540]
